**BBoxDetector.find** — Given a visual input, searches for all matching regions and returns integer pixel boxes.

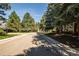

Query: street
[0,32,79,56]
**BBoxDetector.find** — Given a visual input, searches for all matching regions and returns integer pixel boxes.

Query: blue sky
[5,3,48,22]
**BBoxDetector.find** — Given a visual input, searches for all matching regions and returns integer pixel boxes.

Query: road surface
[0,32,79,56]
[0,33,37,56]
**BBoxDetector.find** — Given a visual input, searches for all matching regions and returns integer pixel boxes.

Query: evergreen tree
[39,15,46,31]
[0,3,11,35]
[0,3,11,21]
[7,11,21,32]
[43,3,79,34]
[22,12,36,32]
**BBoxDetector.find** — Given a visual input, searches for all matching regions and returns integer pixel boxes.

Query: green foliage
[39,15,46,31]
[22,12,36,32]
[0,4,11,35]
[0,3,11,21]
[0,28,7,35]
[6,11,21,32]
[0,3,11,15]
[41,3,79,33]
[45,4,63,26]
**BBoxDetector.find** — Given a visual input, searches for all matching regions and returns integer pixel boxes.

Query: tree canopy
[6,11,21,32]
[22,12,36,32]
[0,3,11,21]
[39,3,79,34]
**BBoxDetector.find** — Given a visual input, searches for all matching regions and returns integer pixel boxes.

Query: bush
[7,29,17,32]
[0,28,7,36]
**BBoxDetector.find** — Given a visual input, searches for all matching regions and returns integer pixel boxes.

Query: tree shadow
[15,33,79,56]
[32,33,52,45]
[54,35,79,48]
[15,33,66,56]
[15,45,62,56]
[45,32,79,50]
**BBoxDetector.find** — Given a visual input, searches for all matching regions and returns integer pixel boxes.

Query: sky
[5,3,48,22]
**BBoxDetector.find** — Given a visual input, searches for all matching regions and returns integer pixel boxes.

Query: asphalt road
[0,33,37,56]
[0,32,79,56]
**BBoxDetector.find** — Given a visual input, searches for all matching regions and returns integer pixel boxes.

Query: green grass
[0,34,18,40]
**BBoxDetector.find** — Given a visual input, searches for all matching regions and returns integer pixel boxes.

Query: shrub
[0,28,7,35]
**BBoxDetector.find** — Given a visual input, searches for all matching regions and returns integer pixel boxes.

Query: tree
[6,11,21,32]
[44,3,63,32]
[22,12,36,32]
[0,3,11,21]
[43,3,79,34]
[0,3,11,35]
[39,15,46,31]
[58,4,79,34]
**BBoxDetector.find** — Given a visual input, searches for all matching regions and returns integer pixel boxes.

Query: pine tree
[22,12,36,32]
[7,11,21,32]
[0,3,11,21]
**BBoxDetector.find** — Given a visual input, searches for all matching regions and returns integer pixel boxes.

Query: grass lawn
[45,33,79,50]
[0,34,18,40]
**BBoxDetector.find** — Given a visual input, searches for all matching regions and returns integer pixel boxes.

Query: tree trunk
[62,25,65,32]
[65,24,68,32]
[60,25,63,33]
[77,22,79,36]
[73,22,77,35]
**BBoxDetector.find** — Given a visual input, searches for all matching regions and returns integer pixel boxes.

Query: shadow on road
[15,33,62,56]
[46,33,79,49]
[15,33,79,56]
[16,45,62,56]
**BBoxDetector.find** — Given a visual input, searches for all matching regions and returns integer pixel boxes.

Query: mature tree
[35,22,40,32]
[6,11,21,32]
[0,3,11,21]
[39,15,46,31]
[44,3,63,32]
[58,3,79,34]
[0,3,11,35]
[43,3,79,34]
[22,12,36,32]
